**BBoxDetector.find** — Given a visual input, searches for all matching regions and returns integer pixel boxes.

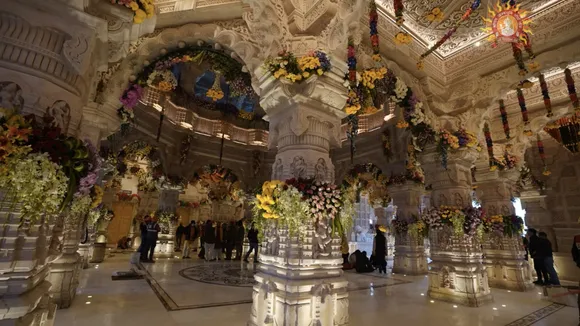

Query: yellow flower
[524,130,533,136]
[345,104,361,115]
[129,1,139,11]
[372,54,381,62]
[396,120,409,129]
[394,32,413,45]
[490,165,498,172]
[273,68,287,79]
[426,14,436,22]
[416,60,424,71]
[432,7,441,15]
[363,106,379,115]
[528,61,540,72]
[303,71,310,78]
[317,68,323,75]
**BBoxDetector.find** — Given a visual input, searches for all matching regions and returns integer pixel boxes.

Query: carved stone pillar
[90,216,113,263]
[154,189,180,258]
[418,145,493,306]
[519,189,557,249]
[47,212,84,309]
[0,192,57,325]
[249,63,349,326]
[390,183,428,275]
[475,166,533,291]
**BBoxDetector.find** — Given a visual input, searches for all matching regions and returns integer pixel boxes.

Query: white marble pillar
[390,183,428,275]
[475,164,533,291]
[519,189,557,248]
[419,144,493,307]
[249,63,349,326]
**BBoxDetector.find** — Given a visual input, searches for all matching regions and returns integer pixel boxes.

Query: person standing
[527,228,549,285]
[204,220,216,261]
[539,232,560,286]
[244,223,259,263]
[144,216,161,263]
[182,221,197,259]
[139,216,151,261]
[373,226,387,274]
[198,220,205,259]
[234,220,245,260]
[225,221,236,260]
[175,222,185,252]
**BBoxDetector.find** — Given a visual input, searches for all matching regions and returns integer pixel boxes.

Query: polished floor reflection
[56,253,578,326]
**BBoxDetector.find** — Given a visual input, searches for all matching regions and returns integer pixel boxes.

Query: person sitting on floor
[355,251,374,273]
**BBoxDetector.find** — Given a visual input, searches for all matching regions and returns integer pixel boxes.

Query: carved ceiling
[377,0,556,57]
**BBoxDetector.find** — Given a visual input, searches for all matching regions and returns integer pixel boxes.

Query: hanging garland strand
[512,42,528,76]
[564,68,580,112]
[483,122,495,170]
[417,0,481,68]
[370,1,381,62]
[346,36,359,164]
[498,99,511,139]
[537,134,551,176]
[394,0,404,26]
[517,88,532,136]
[539,74,553,117]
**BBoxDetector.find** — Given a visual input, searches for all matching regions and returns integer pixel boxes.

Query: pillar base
[90,242,106,263]
[249,226,348,326]
[47,253,82,309]
[482,234,534,292]
[428,228,493,307]
[77,243,91,269]
[0,281,57,326]
[393,233,428,275]
[153,234,175,258]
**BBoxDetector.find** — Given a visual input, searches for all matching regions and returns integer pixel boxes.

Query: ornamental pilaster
[390,183,425,221]
[418,144,478,208]
[474,161,519,216]
[260,59,347,183]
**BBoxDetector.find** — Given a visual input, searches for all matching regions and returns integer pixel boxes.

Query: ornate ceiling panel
[377,0,555,57]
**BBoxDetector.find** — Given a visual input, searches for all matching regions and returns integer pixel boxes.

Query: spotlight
[85,302,91,305]
[88,296,92,298]
[420,293,425,296]
[493,307,497,311]
[430,300,434,303]
[453,305,458,308]
[502,305,506,307]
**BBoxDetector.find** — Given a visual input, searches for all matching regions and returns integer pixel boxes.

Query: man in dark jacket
[225,221,237,260]
[538,232,560,286]
[139,216,151,261]
[244,223,259,263]
[204,220,216,261]
[527,228,549,285]
[143,216,161,263]
[234,220,245,260]
[175,222,185,252]
[182,221,197,259]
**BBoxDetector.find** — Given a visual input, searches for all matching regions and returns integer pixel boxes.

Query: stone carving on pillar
[46,100,71,134]
[315,158,328,183]
[273,158,283,180]
[291,156,307,179]
[0,82,24,113]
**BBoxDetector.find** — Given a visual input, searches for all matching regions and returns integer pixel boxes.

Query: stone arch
[99,23,261,113]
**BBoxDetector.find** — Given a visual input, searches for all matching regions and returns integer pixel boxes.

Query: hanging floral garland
[417,0,481,69]
[370,1,381,61]
[516,88,532,136]
[425,7,444,22]
[564,68,580,112]
[539,74,553,117]
[511,42,528,76]
[536,135,550,176]
[381,129,393,161]
[206,72,225,102]
[110,0,155,24]
[498,99,511,139]
[483,122,496,171]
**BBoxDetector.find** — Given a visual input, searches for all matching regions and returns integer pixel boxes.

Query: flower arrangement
[0,152,68,223]
[564,68,580,112]
[437,128,480,169]
[147,70,177,92]
[110,0,155,24]
[421,205,484,238]
[253,178,350,237]
[88,205,110,226]
[206,72,225,102]
[391,218,408,234]
[155,210,178,226]
[394,32,413,45]
[516,88,532,136]
[69,194,92,218]
[426,7,444,22]
[265,50,331,83]
[482,214,524,237]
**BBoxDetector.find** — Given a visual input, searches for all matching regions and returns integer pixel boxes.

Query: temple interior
[1,0,579,325]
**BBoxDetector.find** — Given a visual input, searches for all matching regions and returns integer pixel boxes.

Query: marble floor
[56,252,578,326]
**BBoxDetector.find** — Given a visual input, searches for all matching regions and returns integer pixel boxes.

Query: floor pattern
[504,303,567,326]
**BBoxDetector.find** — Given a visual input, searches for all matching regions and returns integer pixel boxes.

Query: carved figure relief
[0,82,24,113]
[453,193,464,207]
[272,158,283,179]
[290,156,306,179]
[46,100,71,134]
[252,151,261,177]
[440,267,455,289]
[438,194,448,206]
[314,158,328,182]
[313,218,332,258]
[489,205,498,216]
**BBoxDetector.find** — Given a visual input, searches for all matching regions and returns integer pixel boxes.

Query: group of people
[175,220,260,263]
[344,225,388,274]
[524,228,560,286]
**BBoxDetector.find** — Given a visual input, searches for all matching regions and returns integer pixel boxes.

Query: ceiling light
[88,296,92,298]
[85,302,91,305]
[502,305,506,307]
[420,293,425,296]
[453,305,458,308]
[493,307,497,311]
[430,300,435,303]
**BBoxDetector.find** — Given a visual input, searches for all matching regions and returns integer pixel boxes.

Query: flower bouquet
[264,50,331,83]
[147,70,177,92]
[437,128,480,169]
[155,209,178,226]
[110,0,155,24]
[421,205,484,238]
[483,214,524,237]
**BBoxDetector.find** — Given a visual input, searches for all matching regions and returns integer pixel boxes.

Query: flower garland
[536,135,551,176]
[564,68,580,112]
[381,129,393,161]
[393,0,404,26]
[265,50,331,83]
[511,42,527,76]
[369,1,381,61]
[516,88,532,136]
[483,214,524,237]
[110,0,155,24]
[418,0,481,68]
[498,99,511,139]
[426,7,444,22]
[483,122,496,170]
[539,74,553,118]
[147,70,177,92]
[0,152,68,223]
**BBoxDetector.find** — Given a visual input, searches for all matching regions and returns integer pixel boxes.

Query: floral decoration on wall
[264,50,331,83]
[110,0,155,24]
